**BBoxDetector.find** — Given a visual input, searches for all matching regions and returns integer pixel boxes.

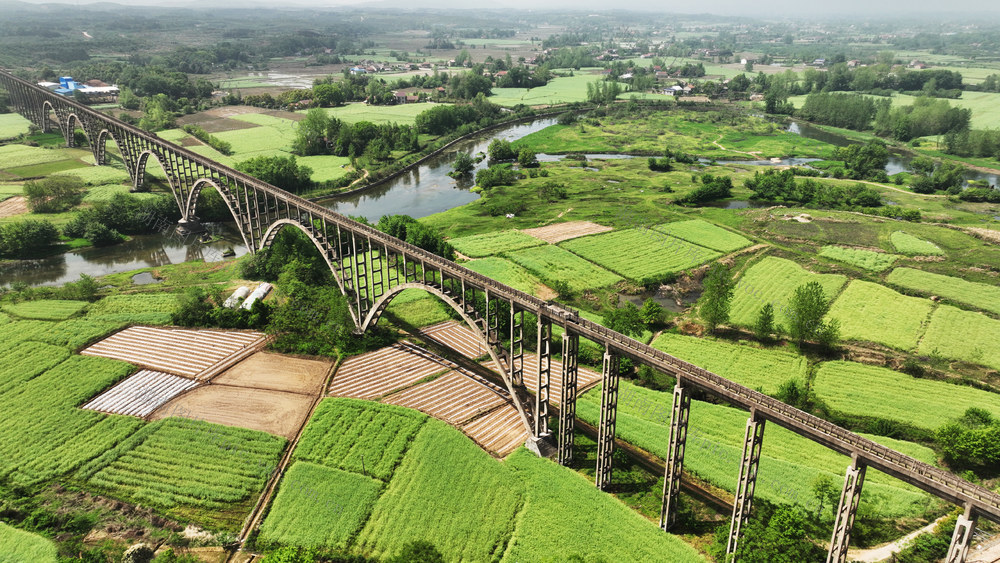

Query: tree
[639,298,665,327]
[450,152,475,176]
[292,108,334,156]
[23,176,85,213]
[267,262,357,356]
[786,281,833,345]
[753,303,775,341]
[385,541,445,563]
[487,139,517,162]
[602,301,645,338]
[698,263,734,332]
[517,148,539,168]
[0,219,60,258]
[811,475,839,519]
[234,155,313,194]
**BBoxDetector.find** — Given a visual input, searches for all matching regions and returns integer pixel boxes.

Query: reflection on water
[0,224,249,287]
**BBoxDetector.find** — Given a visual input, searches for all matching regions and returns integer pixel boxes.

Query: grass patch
[53,165,131,186]
[890,231,945,256]
[385,292,453,328]
[818,246,900,272]
[463,257,545,295]
[888,267,1000,316]
[814,361,1000,430]
[650,332,807,395]
[5,159,89,178]
[85,293,179,325]
[0,522,57,563]
[314,103,446,126]
[827,281,935,350]
[918,305,1000,370]
[506,244,623,292]
[489,74,612,107]
[260,461,382,550]
[731,256,847,327]
[2,299,89,320]
[653,219,752,253]
[560,228,720,285]
[0,113,33,140]
[449,230,545,258]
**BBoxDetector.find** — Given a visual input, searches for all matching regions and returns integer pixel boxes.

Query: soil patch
[212,351,332,395]
[150,385,313,440]
[522,220,613,244]
[0,196,28,218]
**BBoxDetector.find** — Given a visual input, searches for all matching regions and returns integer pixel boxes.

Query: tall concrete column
[595,348,620,490]
[827,456,867,563]
[727,411,766,559]
[946,504,978,563]
[557,331,579,466]
[659,381,690,531]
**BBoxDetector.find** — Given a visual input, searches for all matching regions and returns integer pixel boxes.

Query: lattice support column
[826,456,867,563]
[727,412,766,559]
[510,306,524,386]
[595,348,620,490]
[659,381,691,531]
[535,317,552,436]
[557,330,579,466]
[946,504,978,563]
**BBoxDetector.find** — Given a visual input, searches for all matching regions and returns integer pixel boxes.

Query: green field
[814,361,1000,430]
[314,102,446,126]
[489,73,613,107]
[449,229,545,257]
[653,219,753,253]
[888,268,1000,316]
[577,381,938,518]
[651,333,808,395]
[0,317,126,349]
[731,256,848,327]
[827,281,935,350]
[0,144,78,169]
[560,228,720,285]
[0,522,57,563]
[818,246,900,272]
[890,231,945,256]
[918,305,1000,370]
[212,122,296,158]
[260,461,382,550]
[52,164,132,186]
[0,113,33,140]
[2,299,89,320]
[505,244,623,292]
[463,257,545,295]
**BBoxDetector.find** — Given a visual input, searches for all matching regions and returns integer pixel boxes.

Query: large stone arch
[258,218,360,329]
[41,100,59,135]
[359,282,533,435]
[95,129,125,167]
[134,149,177,196]
[185,178,252,251]
[65,113,90,148]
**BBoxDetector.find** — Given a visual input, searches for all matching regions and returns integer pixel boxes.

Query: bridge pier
[557,330,579,466]
[659,382,690,531]
[726,411,766,559]
[176,217,207,236]
[827,456,867,563]
[595,347,620,490]
[535,317,552,437]
[946,504,977,563]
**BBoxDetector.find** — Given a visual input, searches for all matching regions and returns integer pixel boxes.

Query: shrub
[23,176,85,213]
[84,221,126,247]
[0,219,60,258]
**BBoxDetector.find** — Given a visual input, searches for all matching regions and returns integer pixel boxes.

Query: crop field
[0,354,143,486]
[890,231,945,256]
[0,144,77,169]
[521,221,613,244]
[329,341,454,400]
[55,165,132,186]
[888,268,1000,315]
[78,417,285,529]
[2,299,88,320]
[85,293,179,325]
[417,321,487,361]
[212,124,295,159]
[354,419,523,561]
[506,244,623,292]
[503,450,704,563]
[577,382,938,518]
[0,318,125,349]
[827,281,935,350]
[0,522,57,563]
[0,113,32,140]
[730,256,848,327]
[818,246,900,271]
[489,74,611,107]
[260,461,382,550]
[918,305,1000,370]
[315,102,445,126]
[814,361,1000,429]
[295,154,352,182]
[653,219,752,253]
[385,293,453,327]
[560,228,720,285]
[463,257,545,295]
[0,341,70,395]
[384,370,508,426]
[294,399,426,480]
[650,333,807,395]
[82,369,200,418]
[449,230,544,257]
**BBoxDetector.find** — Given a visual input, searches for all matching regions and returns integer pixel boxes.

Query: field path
[845,515,948,562]
[712,134,761,157]
[854,179,947,198]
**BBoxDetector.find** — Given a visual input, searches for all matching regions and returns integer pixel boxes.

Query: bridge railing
[4,69,1000,522]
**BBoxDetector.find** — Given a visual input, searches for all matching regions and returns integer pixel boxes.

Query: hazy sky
[8,0,1000,16]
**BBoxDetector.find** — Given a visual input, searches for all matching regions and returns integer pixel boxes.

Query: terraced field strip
[80,326,268,378]
[329,341,453,399]
[417,321,488,360]
[82,369,200,418]
[517,354,603,404]
[383,371,508,425]
[521,220,613,244]
[460,404,529,457]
